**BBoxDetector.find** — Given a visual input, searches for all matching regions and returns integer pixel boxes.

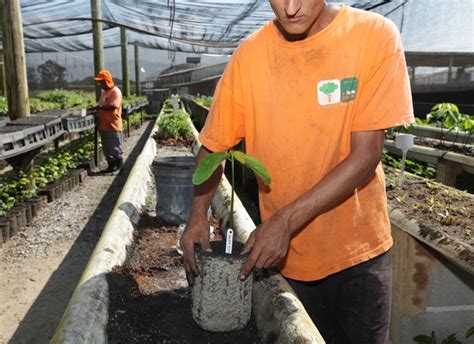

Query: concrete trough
[389,193,474,343]
[51,108,323,344]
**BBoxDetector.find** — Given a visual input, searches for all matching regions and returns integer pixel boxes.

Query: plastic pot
[0,220,9,244]
[192,241,253,332]
[152,156,195,224]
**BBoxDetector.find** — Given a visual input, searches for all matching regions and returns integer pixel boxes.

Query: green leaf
[466,326,474,338]
[413,332,436,344]
[442,333,461,344]
[415,118,425,125]
[192,151,229,185]
[231,151,271,185]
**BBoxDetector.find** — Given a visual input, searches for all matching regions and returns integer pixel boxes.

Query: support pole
[120,28,130,98]
[1,0,30,119]
[134,45,141,96]
[410,66,416,85]
[91,0,104,168]
[91,0,105,102]
[0,53,6,97]
[447,54,454,83]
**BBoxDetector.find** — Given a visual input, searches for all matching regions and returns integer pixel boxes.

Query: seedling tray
[10,115,64,140]
[62,114,96,133]
[0,124,48,160]
[0,117,9,128]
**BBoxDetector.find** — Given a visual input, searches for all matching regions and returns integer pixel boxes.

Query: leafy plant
[0,97,8,116]
[35,89,95,109]
[382,150,436,179]
[413,326,474,344]
[193,96,212,108]
[421,103,473,145]
[0,134,95,215]
[192,150,271,229]
[156,109,193,140]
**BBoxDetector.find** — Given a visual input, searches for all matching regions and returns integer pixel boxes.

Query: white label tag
[225,229,233,254]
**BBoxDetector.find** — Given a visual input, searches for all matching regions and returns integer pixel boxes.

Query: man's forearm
[189,146,224,219]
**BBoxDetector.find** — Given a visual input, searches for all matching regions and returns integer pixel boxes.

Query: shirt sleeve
[107,87,123,108]
[351,20,414,132]
[198,53,245,152]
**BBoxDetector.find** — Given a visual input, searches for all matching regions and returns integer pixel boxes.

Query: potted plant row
[0,136,94,245]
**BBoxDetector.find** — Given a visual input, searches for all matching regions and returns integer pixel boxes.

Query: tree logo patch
[317,77,358,106]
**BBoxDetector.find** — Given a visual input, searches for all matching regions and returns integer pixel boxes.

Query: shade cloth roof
[15,0,473,54]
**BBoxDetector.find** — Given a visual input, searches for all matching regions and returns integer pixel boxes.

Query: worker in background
[181,0,414,342]
[92,70,124,174]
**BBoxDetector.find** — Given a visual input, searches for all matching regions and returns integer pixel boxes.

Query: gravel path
[0,121,154,344]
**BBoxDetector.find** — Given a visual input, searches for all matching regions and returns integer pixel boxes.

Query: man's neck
[274,4,339,42]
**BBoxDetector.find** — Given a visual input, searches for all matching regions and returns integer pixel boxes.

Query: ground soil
[0,121,154,344]
[106,202,260,343]
[413,137,473,156]
[154,136,195,148]
[385,166,473,246]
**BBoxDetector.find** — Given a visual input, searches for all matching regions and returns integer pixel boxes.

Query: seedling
[192,150,271,254]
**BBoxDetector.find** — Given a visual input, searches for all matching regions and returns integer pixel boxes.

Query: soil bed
[385,166,473,246]
[106,206,260,343]
[107,135,259,343]
[413,137,473,156]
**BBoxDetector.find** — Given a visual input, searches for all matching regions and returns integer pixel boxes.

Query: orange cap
[94,70,115,88]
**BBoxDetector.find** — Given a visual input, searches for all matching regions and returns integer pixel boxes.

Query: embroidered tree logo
[319,82,339,103]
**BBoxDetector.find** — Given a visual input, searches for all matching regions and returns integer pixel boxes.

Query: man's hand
[180,214,212,286]
[239,211,293,280]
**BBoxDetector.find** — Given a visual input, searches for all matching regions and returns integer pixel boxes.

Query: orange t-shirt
[199,6,414,281]
[98,86,123,132]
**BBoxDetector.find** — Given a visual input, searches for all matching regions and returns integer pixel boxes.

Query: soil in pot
[107,213,260,343]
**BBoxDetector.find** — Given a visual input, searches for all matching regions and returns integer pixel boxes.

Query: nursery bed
[106,206,260,343]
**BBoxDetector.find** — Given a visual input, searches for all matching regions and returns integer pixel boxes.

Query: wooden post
[134,45,141,96]
[91,0,104,168]
[91,0,104,102]
[1,0,30,119]
[0,52,6,97]
[120,28,130,98]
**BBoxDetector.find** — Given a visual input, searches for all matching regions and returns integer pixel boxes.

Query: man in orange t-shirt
[181,1,414,342]
[93,70,124,174]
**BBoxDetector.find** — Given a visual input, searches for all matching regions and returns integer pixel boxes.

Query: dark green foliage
[382,150,436,179]
[413,326,474,344]
[0,135,95,216]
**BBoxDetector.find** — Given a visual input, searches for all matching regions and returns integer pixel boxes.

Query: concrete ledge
[389,205,473,275]
[51,117,160,344]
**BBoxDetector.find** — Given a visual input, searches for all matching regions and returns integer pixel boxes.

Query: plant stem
[230,154,235,230]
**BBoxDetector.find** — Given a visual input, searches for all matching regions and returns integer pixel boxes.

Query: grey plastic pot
[192,240,253,332]
[152,156,195,224]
